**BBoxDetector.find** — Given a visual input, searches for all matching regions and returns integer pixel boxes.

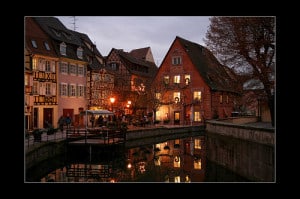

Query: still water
[26,135,250,182]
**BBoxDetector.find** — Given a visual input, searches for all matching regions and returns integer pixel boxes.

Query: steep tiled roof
[70,30,104,70]
[25,17,57,58]
[177,36,238,93]
[129,47,150,60]
[70,30,103,57]
[118,50,158,78]
[32,17,87,62]
[33,17,81,45]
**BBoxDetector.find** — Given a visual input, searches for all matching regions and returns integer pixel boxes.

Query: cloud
[56,16,211,66]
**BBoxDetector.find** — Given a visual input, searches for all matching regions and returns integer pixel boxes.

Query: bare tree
[205,16,275,126]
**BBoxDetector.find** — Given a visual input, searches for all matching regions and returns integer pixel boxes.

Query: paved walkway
[242,122,274,130]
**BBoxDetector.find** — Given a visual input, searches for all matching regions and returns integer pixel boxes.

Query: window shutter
[76,84,78,97]
[59,62,62,73]
[52,83,56,95]
[68,84,71,96]
[59,83,61,96]
[51,61,55,73]
[83,86,86,98]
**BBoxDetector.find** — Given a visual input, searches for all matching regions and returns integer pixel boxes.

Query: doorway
[43,108,53,128]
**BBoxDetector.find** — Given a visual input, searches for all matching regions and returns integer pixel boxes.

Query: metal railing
[24,129,67,150]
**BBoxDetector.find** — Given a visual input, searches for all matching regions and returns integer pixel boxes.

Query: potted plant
[120,122,128,132]
[163,119,170,124]
[47,127,58,135]
[154,120,160,125]
[33,129,42,142]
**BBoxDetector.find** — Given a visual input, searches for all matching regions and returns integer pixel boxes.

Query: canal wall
[126,125,204,141]
[205,120,275,182]
[25,125,204,171]
[125,126,204,148]
[25,140,66,170]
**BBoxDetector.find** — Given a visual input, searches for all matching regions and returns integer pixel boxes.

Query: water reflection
[37,135,248,182]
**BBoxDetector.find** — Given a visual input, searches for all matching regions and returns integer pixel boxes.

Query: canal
[26,134,250,182]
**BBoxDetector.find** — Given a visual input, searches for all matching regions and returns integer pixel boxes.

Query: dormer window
[77,47,83,59]
[172,56,182,65]
[60,42,66,56]
[44,42,50,51]
[31,40,37,48]
[62,32,71,40]
[52,29,61,37]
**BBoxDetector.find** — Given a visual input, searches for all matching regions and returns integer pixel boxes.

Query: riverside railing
[24,129,67,150]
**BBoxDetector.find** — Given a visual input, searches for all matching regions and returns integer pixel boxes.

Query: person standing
[90,115,95,128]
[66,115,72,129]
[58,115,65,132]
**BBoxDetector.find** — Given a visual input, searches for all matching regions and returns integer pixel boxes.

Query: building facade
[152,36,239,125]
[105,48,158,117]
[25,17,59,129]
[33,17,89,127]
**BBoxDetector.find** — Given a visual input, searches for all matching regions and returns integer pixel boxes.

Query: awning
[85,110,114,115]
[84,109,114,129]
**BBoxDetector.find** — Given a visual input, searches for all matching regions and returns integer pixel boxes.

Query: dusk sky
[56,16,211,66]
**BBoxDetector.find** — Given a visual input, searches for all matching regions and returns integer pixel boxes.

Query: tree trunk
[268,95,275,127]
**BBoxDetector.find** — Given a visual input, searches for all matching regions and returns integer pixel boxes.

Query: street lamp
[110,97,115,111]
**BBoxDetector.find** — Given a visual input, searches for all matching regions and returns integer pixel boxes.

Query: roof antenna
[70,16,78,31]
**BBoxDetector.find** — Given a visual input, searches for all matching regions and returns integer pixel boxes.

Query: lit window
[194,139,201,149]
[174,75,180,84]
[185,74,190,85]
[193,91,201,101]
[60,42,66,55]
[220,94,223,104]
[32,58,38,70]
[194,158,202,170]
[172,56,182,65]
[174,176,180,183]
[226,95,229,103]
[44,42,50,50]
[173,156,180,168]
[174,92,180,102]
[194,111,201,122]
[155,92,161,100]
[31,40,37,48]
[164,75,169,84]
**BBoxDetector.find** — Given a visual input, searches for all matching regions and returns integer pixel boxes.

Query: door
[33,108,38,128]
[44,108,53,128]
[63,109,74,124]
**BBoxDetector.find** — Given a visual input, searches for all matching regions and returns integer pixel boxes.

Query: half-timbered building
[25,17,59,129]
